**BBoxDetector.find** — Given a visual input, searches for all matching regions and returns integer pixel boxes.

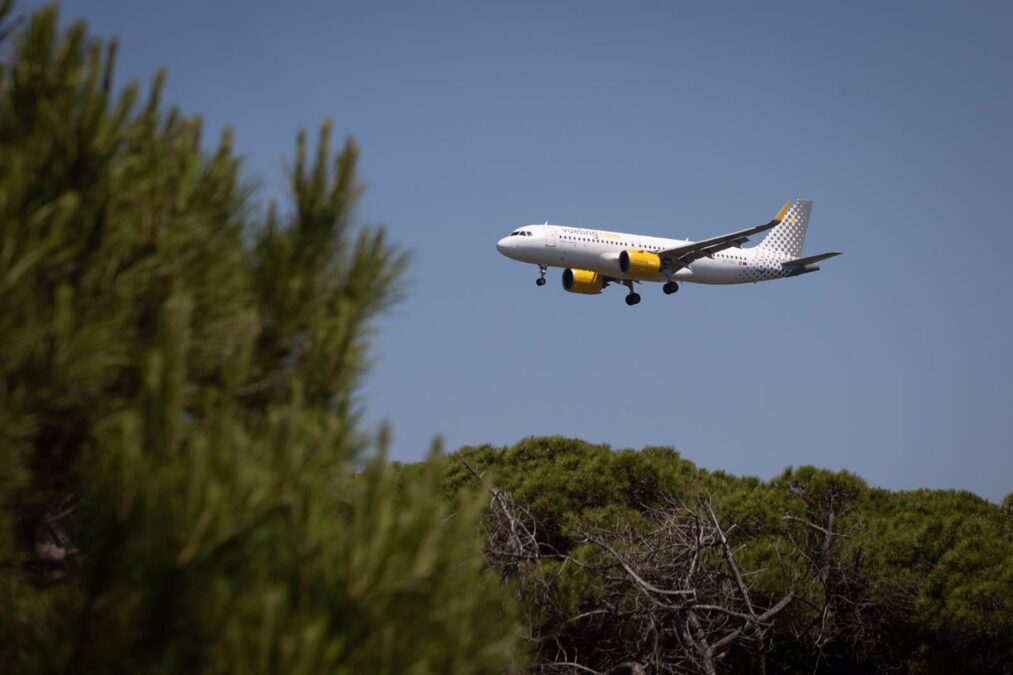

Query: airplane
[496,199,840,306]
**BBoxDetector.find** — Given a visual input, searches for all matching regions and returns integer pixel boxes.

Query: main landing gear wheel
[535,265,547,286]
[621,279,640,306]
[663,281,679,295]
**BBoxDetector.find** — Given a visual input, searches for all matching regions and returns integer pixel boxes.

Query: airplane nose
[496,237,510,254]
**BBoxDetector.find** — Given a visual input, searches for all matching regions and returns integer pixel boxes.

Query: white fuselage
[496,224,792,285]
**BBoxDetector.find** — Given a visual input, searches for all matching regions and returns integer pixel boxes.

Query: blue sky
[37,1,1012,500]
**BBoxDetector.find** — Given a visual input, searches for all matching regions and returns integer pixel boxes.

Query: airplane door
[545,227,556,247]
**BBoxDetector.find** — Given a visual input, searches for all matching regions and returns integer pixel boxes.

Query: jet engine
[619,249,661,277]
[561,268,604,294]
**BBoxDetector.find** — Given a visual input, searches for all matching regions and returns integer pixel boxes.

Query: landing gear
[622,280,640,306]
[535,265,547,286]
[663,281,679,295]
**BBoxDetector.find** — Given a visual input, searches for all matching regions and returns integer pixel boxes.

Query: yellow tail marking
[775,200,791,222]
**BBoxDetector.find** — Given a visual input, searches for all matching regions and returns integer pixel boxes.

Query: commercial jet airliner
[496,199,840,306]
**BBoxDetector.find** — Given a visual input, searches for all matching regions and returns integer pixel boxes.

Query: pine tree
[0,3,520,672]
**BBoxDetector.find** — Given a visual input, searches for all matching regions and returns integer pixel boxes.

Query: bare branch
[703,498,757,620]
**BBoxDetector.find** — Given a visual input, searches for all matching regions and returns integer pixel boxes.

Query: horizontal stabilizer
[781,251,842,268]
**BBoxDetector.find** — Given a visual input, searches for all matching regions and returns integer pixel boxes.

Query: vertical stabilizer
[756,199,812,258]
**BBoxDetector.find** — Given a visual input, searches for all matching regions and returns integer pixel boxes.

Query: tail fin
[756,199,812,258]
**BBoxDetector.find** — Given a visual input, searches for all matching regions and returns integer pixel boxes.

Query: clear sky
[34,1,1012,500]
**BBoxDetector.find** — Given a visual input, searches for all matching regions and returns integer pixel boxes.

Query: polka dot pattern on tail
[756,199,811,259]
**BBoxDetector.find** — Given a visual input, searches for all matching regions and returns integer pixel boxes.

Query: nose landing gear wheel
[663,281,679,295]
[535,265,547,286]
[536,278,546,286]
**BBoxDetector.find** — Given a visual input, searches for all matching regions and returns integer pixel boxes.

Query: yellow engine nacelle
[619,249,661,277]
[561,268,604,294]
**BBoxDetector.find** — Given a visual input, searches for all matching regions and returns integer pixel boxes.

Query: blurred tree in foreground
[0,2,519,672]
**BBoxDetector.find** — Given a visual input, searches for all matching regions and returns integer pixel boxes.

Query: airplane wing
[656,219,781,272]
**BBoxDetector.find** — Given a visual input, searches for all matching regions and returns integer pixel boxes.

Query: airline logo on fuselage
[559,227,621,240]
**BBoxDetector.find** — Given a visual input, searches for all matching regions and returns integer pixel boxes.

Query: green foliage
[0,4,518,673]
[451,437,701,553]
[450,436,1012,674]
[856,488,1012,671]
